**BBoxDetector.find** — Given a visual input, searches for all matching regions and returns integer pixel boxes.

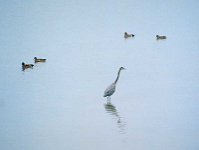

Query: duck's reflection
[104,102,126,134]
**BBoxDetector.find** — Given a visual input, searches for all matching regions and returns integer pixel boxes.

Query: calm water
[0,1,199,150]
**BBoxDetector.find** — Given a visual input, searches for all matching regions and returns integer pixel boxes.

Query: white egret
[103,67,125,101]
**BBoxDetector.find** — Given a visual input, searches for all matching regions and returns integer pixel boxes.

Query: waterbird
[22,62,34,69]
[156,35,167,40]
[34,57,46,63]
[124,32,135,38]
[104,67,125,101]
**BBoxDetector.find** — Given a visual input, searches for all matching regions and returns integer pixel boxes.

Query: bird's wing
[104,83,116,97]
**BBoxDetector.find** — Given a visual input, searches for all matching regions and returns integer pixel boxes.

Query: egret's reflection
[104,102,126,134]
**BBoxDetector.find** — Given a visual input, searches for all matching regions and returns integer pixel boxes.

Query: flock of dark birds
[21,32,167,101]
[22,57,46,71]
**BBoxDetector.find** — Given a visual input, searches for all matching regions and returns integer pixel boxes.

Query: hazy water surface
[0,1,199,150]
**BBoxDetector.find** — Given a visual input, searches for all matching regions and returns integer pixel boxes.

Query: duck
[22,62,34,69]
[34,57,46,63]
[156,35,167,40]
[124,32,135,38]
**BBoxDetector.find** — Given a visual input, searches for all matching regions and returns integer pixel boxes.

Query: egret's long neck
[114,69,122,84]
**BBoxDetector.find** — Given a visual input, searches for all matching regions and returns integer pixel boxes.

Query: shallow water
[0,1,199,150]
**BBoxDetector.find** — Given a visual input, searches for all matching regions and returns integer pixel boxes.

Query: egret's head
[34,57,37,60]
[156,35,159,37]
[22,62,25,65]
[120,67,126,70]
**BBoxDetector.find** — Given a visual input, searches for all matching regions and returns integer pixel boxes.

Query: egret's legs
[107,96,111,104]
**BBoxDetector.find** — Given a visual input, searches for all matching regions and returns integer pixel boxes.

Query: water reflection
[104,102,126,134]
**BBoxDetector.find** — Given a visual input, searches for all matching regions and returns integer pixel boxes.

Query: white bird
[103,67,125,101]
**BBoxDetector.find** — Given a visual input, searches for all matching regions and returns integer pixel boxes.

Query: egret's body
[104,67,125,100]
[104,83,116,97]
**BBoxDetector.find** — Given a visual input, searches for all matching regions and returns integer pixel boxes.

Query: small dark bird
[22,62,34,70]
[34,57,46,63]
[156,35,167,40]
[124,32,135,38]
